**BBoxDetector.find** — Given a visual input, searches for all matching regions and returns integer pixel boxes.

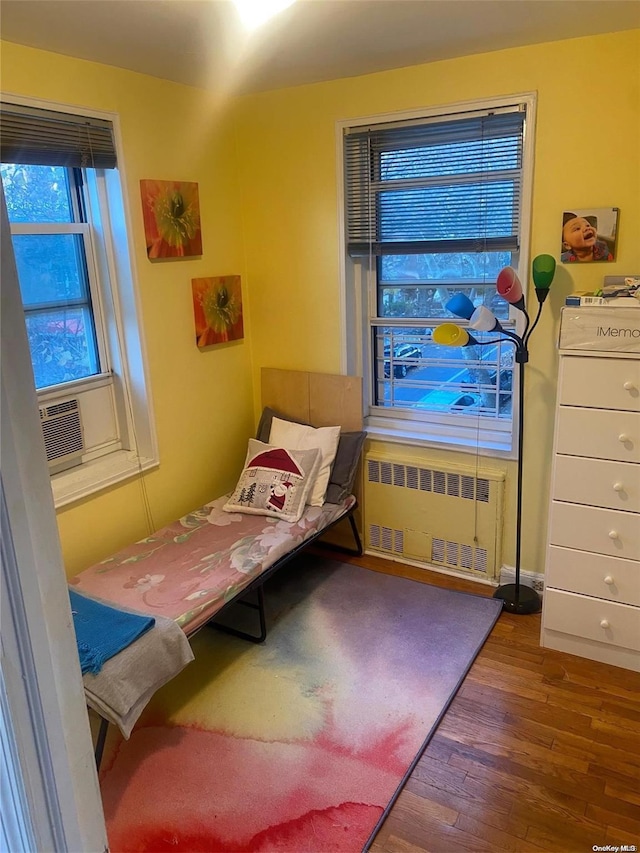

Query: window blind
[0,102,117,169]
[344,107,525,257]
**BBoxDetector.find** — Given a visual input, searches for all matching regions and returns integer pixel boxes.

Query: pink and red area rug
[99,556,502,852]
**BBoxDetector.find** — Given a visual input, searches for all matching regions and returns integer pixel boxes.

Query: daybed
[70,369,365,767]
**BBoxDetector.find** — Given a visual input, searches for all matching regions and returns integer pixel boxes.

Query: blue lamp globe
[446,293,475,320]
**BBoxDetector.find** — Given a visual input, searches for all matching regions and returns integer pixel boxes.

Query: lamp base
[493,583,541,615]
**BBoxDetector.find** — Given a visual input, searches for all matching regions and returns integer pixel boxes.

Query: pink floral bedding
[71,494,355,635]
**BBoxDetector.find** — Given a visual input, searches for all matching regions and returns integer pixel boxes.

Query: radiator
[364,452,505,580]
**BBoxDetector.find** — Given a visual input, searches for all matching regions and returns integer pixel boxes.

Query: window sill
[51,450,158,509]
[366,415,515,459]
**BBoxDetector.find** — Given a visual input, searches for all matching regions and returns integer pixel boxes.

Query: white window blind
[344,107,525,258]
[0,102,117,169]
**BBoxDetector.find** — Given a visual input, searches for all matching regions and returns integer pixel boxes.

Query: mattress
[71,493,355,635]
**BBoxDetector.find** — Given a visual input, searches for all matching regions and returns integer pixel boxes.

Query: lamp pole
[435,255,556,615]
[493,350,541,614]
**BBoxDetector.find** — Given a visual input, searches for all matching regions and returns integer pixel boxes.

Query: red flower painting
[192,275,244,347]
[140,179,202,259]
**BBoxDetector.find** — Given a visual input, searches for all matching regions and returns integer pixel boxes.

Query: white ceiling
[1,0,639,96]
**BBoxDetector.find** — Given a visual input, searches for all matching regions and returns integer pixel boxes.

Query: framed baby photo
[560,207,619,263]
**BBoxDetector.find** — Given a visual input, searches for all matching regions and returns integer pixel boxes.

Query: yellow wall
[1,42,255,575]
[232,30,640,576]
[2,31,639,580]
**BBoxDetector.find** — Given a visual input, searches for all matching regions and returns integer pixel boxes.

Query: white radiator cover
[364,452,505,580]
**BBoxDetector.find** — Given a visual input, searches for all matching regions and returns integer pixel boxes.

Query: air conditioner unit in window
[39,398,85,474]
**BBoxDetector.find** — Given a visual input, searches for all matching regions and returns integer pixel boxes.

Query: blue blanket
[69,589,155,675]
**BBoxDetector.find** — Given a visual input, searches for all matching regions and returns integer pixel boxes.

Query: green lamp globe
[532,254,556,290]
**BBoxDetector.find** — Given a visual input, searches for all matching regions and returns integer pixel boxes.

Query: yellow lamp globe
[432,323,471,347]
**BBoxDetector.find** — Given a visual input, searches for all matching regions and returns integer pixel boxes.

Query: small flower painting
[140,179,203,259]
[192,275,244,347]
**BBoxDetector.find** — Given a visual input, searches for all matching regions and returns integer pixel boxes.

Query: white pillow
[268,417,340,506]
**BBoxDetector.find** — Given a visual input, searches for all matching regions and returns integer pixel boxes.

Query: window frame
[8,217,110,387]
[338,92,537,458]
[1,93,158,506]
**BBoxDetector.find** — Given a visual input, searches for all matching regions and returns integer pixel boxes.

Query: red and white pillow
[223,439,321,523]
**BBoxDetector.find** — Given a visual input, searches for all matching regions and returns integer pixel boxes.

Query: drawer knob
[618,433,630,443]
[613,482,625,492]
[608,530,619,540]
[600,619,610,629]
[604,575,615,585]
[623,381,637,391]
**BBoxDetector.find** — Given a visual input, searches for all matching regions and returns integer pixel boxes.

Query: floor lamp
[434,254,556,614]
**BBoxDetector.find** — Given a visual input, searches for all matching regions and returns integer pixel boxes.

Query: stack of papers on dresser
[565,276,640,307]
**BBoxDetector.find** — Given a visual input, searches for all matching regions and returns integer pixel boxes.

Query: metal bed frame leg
[210,507,362,645]
[94,716,109,771]
[211,585,268,644]
[348,513,364,555]
[317,510,363,557]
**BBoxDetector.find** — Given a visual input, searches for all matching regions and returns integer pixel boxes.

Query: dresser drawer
[543,589,640,652]
[556,407,640,462]
[546,545,640,606]
[549,502,640,560]
[553,455,640,512]
[559,356,640,412]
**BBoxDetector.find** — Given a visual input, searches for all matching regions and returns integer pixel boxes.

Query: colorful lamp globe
[532,254,556,303]
[496,266,525,311]
[432,323,477,348]
[445,293,475,320]
[469,305,502,333]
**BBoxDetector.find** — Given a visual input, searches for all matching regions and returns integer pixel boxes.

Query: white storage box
[559,306,640,353]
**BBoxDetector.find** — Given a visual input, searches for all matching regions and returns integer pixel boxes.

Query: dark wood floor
[319,548,640,853]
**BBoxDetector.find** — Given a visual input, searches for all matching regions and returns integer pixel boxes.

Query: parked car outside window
[384,343,422,378]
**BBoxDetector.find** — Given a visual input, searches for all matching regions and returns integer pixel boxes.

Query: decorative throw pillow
[268,416,340,507]
[223,439,321,523]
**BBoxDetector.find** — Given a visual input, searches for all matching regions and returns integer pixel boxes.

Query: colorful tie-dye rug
[99,555,502,852]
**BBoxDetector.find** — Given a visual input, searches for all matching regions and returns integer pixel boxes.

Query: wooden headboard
[261,369,365,547]
[261,368,363,432]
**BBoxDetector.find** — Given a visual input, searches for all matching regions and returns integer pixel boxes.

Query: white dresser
[541,306,640,672]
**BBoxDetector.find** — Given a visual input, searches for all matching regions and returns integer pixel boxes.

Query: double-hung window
[342,95,534,454]
[1,99,157,505]
[3,162,104,390]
